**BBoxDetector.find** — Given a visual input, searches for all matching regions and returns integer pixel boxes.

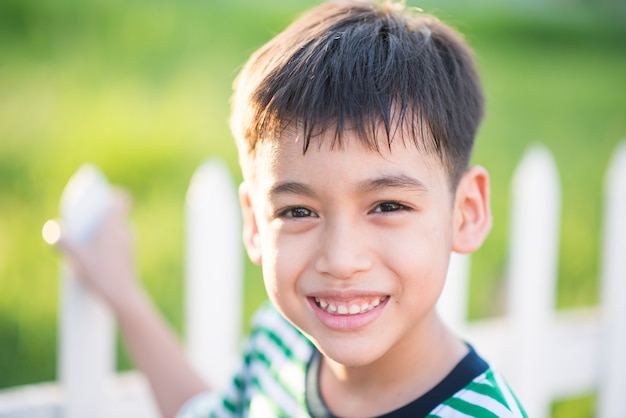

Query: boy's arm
[56,191,209,418]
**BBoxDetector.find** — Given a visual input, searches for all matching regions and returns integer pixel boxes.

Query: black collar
[305,345,489,418]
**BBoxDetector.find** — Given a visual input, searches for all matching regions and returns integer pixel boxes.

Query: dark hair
[231,0,484,187]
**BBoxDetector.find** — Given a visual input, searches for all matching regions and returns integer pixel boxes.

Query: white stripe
[217,306,314,417]
[254,306,313,363]
[250,330,309,414]
[249,360,304,416]
[473,372,495,387]
[430,403,475,418]
[255,332,293,368]
[254,332,307,396]
[282,324,314,361]
[253,306,279,330]
[455,389,514,417]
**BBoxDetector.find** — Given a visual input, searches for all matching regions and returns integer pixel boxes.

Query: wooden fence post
[506,145,561,418]
[185,160,242,389]
[58,164,116,418]
[598,141,626,418]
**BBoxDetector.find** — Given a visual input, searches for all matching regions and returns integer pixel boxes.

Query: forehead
[245,129,449,192]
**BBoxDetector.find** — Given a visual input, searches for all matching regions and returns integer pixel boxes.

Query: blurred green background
[0,0,624,416]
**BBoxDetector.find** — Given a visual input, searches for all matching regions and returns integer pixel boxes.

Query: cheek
[258,230,279,295]
[381,222,452,292]
[260,232,306,302]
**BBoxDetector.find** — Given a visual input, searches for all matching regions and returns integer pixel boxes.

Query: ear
[452,166,492,254]
[239,182,262,265]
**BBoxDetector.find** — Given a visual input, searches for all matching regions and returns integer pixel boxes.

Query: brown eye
[290,207,312,217]
[275,206,319,219]
[373,202,406,213]
[278,206,318,218]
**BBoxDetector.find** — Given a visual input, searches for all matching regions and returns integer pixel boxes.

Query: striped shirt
[178,304,527,418]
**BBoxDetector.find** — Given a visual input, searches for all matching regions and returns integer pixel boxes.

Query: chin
[314,337,388,368]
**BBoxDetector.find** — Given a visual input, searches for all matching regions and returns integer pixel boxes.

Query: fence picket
[185,160,243,389]
[2,142,625,418]
[506,145,561,418]
[438,253,470,335]
[58,165,116,418]
[598,141,626,418]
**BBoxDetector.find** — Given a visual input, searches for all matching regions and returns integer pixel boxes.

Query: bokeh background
[0,0,624,416]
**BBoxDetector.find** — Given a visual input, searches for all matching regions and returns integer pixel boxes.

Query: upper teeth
[314,296,386,315]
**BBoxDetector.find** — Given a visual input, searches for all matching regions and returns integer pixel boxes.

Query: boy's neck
[319,312,467,417]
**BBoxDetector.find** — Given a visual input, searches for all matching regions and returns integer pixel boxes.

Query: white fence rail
[0,143,625,418]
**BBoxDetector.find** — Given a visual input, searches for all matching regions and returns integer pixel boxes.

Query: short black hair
[231,0,484,187]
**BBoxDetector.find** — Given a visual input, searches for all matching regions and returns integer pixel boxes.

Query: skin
[240,129,492,416]
[55,126,491,418]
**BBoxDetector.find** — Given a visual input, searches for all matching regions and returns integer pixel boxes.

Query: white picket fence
[0,143,625,418]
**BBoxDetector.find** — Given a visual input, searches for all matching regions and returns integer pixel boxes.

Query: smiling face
[239,130,491,369]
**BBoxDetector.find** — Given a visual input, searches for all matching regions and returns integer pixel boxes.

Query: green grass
[552,392,597,418]
[0,3,625,418]
[467,14,626,316]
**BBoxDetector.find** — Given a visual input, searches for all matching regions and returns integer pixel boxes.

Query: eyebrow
[357,174,429,194]
[269,182,317,199]
[269,174,428,200]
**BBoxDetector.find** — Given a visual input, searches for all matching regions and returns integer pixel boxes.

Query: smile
[313,296,388,315]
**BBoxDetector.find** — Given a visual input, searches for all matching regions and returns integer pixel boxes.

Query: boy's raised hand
[47,189,208,418]
[55,190,142,314]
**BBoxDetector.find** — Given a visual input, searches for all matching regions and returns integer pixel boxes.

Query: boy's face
[240,129,490,367]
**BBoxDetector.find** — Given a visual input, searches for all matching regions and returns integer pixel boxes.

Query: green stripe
[254,324,308,364]
[466,380,509,408]
[484,369,528,417]
[249,342,305,404]
[512,393,527,417]
[220,368,244,415]
[445,397,501,418]
[484,369,501,390]
[500,376,528,417]
[221,396,238,414]
[233,373,244,391]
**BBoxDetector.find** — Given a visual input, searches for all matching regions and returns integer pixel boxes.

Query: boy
[56,1,527,417]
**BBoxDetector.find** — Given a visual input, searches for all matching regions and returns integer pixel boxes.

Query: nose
[314,219,374,279]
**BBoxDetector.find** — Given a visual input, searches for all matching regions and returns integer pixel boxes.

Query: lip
[307,293,389,331]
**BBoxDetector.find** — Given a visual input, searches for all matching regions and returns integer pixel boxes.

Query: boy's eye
[281,207,317,218]
[373,202,407,213]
